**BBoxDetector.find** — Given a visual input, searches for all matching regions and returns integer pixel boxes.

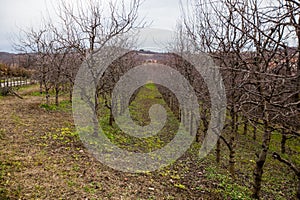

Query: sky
[0,0,183,52]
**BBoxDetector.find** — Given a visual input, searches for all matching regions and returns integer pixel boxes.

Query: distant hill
[0,52,16,65]
[0,52,32,68]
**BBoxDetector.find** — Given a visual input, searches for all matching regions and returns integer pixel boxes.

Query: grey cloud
[0,0,181,52]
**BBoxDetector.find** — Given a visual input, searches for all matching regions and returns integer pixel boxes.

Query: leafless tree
[56,0,142,120]
[15,23,57,105]
[15,0,143,111]
[180,0,300,198]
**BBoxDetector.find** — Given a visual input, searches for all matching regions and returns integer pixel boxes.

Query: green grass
[95,82,300,199]
[204,166,252,199]
[31,91,46,96]
[14,82,35,89]
[40,100,72,112]
[206,116,299,199]
[31,90,54,97]
[98,83,179,153]
[3,82,297,199]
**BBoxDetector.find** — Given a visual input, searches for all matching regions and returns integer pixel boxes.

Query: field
[0,84,299,199]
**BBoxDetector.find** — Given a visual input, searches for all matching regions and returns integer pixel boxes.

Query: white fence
[0,77,33,88]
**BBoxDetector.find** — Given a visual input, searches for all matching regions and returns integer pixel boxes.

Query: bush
[0,87,10,96]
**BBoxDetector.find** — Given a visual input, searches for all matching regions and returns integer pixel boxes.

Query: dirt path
[0,89,216,199]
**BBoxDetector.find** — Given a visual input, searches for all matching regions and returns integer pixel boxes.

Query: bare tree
[15,0,143,110]
[52,0,143,135]
[180,0,300,198]
[15,24,57,104]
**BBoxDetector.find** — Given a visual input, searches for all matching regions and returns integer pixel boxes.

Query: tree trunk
[40,81,43,94]
[229,108,236,178]
[45,88,50,105]
[253,118,258,141]
[55,86,59,106]
[216,139,221,164]
[196,128,201,143]
[296,36,300,109]
[243,118,249,135]
[93,92,99,137]
[253,160,264,199]
[109,108,114,126]
[229,145,235,178]
[201,108,209,136]
[252,121,271,199]
[281,129,287,154]
[189,112,194,136]
[235,113,239,133]
[69,87,72,103]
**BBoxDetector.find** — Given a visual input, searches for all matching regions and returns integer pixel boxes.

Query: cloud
[0,0,182,52]
[139,0,181,29]
[136,28,176,52]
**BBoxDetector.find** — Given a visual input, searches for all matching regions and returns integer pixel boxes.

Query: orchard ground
[0,84,298,199]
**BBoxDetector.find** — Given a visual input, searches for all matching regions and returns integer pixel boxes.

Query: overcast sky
[0,0,182,52]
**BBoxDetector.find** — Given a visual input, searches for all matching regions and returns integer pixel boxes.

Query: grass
[98,83,179,153]
[96,84,300,199]
[203,166,252,199]
[40,100,72,112]
[0,160,23,199]
[205,119,299,199]
[30,91,46,96]
[0,82,299,199]
[97,83,299,199]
